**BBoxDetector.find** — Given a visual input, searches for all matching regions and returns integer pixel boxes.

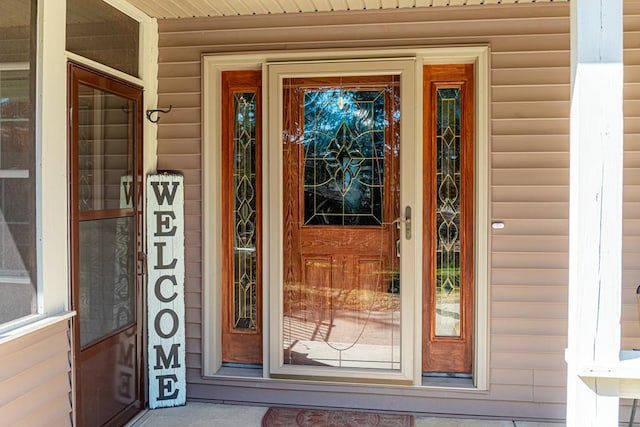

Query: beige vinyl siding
[623,6,640,356]
[154,1,634,420]
[0,319,72,427]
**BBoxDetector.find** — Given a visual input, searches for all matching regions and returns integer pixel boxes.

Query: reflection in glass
[303,89,385,226]
[435,88,462,337]
[233,92,258,330]
[79,217,135,347]
[78,84,134,211]
[283,77,401,371]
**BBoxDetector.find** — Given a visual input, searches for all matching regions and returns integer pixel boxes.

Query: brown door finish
[282,76,401,370]
[422,64,474,374]
[221,70,263,365]
[69,63,144,426]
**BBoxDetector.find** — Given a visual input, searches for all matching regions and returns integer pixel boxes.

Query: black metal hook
[146,105,172,123]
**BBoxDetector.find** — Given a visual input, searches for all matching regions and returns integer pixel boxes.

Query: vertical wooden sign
[147,173,186,408]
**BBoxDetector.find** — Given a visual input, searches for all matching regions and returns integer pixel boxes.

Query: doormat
[262,407,414,427]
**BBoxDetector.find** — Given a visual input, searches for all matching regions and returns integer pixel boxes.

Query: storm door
[281,75,403,375]
[69,64,143,426]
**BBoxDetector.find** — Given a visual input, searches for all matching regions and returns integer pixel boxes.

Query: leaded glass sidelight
[233,92,258,330]
[435,87,462,337]
[303,89,386,226]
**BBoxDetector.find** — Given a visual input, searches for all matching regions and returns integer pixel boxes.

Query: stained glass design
[435,88,462,338]
[303,89,385,226]
[233,92,257,330]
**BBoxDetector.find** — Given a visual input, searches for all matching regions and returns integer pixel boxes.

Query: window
[0,0,37,325]
[66,0,140,77]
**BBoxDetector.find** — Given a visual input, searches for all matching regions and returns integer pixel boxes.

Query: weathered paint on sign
[147,173,186,408]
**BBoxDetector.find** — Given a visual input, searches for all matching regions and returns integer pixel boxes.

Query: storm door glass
[76,84,136,347]
[282,76,401,370]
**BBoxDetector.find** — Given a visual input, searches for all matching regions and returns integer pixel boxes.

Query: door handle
[393,206,412,240]
[404,206,411,240]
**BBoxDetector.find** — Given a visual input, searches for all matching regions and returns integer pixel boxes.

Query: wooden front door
[281,76,401,370]
[69,63,144,426]
[422,64,474,374]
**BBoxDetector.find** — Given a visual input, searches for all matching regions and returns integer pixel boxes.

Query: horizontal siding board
[533,369,567,387]
[492,152,568,168]
[492,118,569,135]
[491,351,565,370]
[492,84,570,103]
[491,101,570,119]
[492,318,568,336]
[492,251,568,269]
[491,135,568,152]
[492,285,568,303]
[486,219,567,236]
[492,186,568,203]
[491,368,534,386]
[0,322,71,426]
[492,169,568,185]
[491,202,567,219]
[491,336,566,354]
[492,268,567,286]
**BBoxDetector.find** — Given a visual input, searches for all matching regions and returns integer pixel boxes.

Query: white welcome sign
[146,173,186,408]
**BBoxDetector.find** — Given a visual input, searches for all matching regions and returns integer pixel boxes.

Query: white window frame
[203,46,489,390]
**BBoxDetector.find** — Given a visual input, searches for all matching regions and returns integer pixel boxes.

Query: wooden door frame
[68,62,145,426]
[220,70,263,365]
[422,63,475,374]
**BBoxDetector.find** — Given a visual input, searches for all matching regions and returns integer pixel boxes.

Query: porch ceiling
[123,0,564,19]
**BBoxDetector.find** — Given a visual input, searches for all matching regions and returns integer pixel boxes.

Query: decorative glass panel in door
[422,64,474,375]
[282,76,401,371]
[221,70,263,365]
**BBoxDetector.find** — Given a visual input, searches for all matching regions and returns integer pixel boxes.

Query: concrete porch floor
[126,402,565,427]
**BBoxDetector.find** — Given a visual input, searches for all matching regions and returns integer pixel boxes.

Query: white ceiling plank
[415,0,433,7]
[311,0,334,11]
[183,0,216,16]
[362,0,380,9]
[126,0,173,18]
[380,0,398,8]
[239,0,271,15]
[277,0,301,13]
[328,0,350,11]
[212,0,242,15]
[345,0,365,10]
[294,0,319,12]
[125,0,558,18]
[227,0,254,15]
[165,1,201,18]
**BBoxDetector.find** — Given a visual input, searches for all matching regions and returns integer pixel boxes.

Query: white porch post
[566,0,624,425]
